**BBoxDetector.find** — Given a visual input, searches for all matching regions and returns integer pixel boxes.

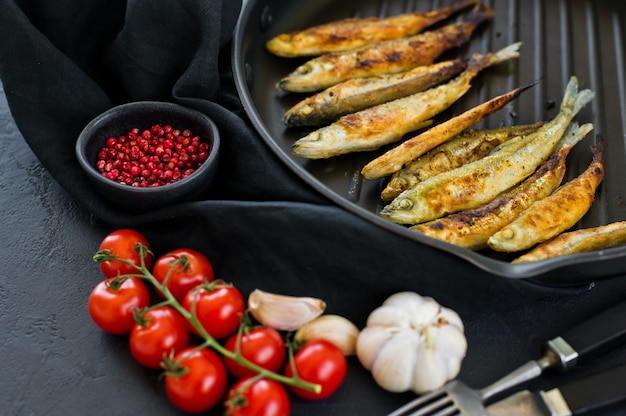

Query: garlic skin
[356,292,467,394]
[248,289,326,331]
[295,314,360,356]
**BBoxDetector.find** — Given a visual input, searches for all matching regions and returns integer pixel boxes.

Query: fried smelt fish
[409,128,583,250]
[362,73,530,179]
[292,43,520,159]
[266,0,478,58]
[381,123,544,201]
[277,4,493,93]
[512,221,626,263]
[379,77,595,225]
[283,58,467,127]
[488,140,604,253]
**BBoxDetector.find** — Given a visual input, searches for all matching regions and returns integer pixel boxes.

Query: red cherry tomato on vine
[129,306,190,369]
[98,229,152,278]
[88,277,150,334]
[224,327,286,379]
[284,339,347,400]
[182,283,245,339]
[165,346,228,414]
[152,248,214,301]
[225,377,290,416]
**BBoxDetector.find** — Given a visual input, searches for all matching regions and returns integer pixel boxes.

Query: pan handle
[555,299,626,367]
[481,298,626,402]
[553,363,626,414]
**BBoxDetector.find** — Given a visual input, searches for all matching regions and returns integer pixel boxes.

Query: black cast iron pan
[232,0,626,283]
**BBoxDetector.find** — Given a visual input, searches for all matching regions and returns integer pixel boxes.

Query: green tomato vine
[93,242,321,394]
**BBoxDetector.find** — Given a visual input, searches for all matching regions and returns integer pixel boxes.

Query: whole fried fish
[291,43,520,159]
[409,127,585,250]
[512,220,626,263]
[277,4,493,93]
[381,123,544,201]
[379,77,595,225]
[266,0,478,57]
[283,58,467,127]
[488,139,604,253]
[361,68,531,179]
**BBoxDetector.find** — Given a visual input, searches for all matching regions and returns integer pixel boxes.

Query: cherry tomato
[129,306,190,369]
[152,248,214,302]
[98,229,152,278]
[225,377,290,416]
[224,327,286,379]
[284,339,347,400]
[182,283,245,340]
[88,277,150,334]
[165,346,228,414]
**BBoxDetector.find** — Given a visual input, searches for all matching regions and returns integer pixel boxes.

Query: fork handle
[552,362,626,414]
[482,298,626,401]
[559,299,626,363]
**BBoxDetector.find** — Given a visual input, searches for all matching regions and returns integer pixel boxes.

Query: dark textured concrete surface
[3,75,626,415]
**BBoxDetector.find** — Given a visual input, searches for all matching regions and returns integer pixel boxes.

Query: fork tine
[387,391,454,416]
[406,396,457,416]
[423,406,462,416]
[387,391,446,416]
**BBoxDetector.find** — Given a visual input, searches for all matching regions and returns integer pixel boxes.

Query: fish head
[487,225,533,252]
[379,196,423,225]
[291,130,336,159]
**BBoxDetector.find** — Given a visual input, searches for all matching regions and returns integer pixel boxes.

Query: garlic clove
[294,314,360,356]
[412,343,450,394]
[356,326,395,369]
[370,330,420,393]
[247,289,326,331]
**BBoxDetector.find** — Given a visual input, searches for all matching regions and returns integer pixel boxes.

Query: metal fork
[388,298,626,416]
[387,340,569,416]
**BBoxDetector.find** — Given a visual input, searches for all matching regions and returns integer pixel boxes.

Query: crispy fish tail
[277,4,493,93]
[283,58,468,127]
[409,123,585,249]
[380,122,544,201]
[488,136,604,253]
[266,0,478,57]
[362,78,534,179]
[466,41,521,73]
[512,220,626,263]
[559,75,595,116]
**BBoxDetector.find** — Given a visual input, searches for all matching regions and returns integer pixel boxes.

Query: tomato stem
[93,245,321,393]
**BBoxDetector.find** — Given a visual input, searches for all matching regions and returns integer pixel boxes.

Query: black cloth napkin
[2,1,626,415]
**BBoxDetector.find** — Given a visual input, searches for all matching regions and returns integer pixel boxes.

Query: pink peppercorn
[95,124,209,187]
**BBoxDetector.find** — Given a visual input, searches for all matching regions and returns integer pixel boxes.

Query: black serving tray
[233,0,626,280]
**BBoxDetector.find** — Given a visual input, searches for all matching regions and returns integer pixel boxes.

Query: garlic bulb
[248,289,326,331]
[356,292,467,394]
[295,314,360,356]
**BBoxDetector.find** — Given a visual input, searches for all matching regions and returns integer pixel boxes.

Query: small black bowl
[76,101,220,212]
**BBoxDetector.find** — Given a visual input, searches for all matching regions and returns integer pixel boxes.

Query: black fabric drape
[2,1,626,415]
[1,0,324,225]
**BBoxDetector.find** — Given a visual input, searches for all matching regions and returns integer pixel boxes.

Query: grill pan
[232,0,626,282]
